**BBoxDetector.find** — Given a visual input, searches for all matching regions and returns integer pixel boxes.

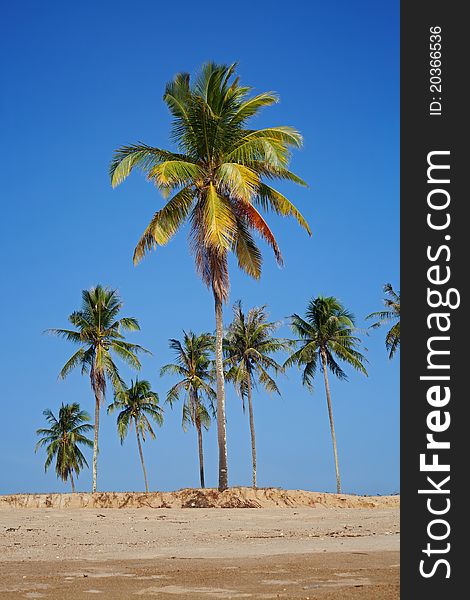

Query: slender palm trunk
[191,389,205,488]
[196,414,205,489]
[92,391,100,493]
[246,369,257,488]
[321,350,341,494]
[214,291,228,491]
[135,419,149,493]
[70,472,75,493]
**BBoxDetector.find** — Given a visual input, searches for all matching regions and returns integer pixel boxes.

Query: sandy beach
[0,489,399,599]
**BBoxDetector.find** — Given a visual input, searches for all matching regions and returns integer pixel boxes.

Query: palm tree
[35,403,93,492]
[110,62,310,490]
[366,284,400,359]
[285,296,367,494]
[46,285,149,492]
[107,379,163,493]
[160,332,216,488]
[224,301,289,488]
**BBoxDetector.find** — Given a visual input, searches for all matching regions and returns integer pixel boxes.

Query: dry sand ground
[0,490,400,599]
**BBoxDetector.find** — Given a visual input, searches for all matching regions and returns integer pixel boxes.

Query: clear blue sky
[0,0,399,495]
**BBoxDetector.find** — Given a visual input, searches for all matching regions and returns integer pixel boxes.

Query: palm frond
[203,183,237,249]
[230,92,278,124]
[58,348,87,380]
[216,163,259,201]
[45,328,84,345]
[366,284,400,358]
[232,218,262,279]
[133,187,195,264]
[256,184,311,235]
[110,144,188,188]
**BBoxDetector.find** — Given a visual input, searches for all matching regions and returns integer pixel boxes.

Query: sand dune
[0,487,399,510]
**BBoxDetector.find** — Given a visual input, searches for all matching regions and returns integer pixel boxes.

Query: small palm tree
[107,379,163,493]
[35,403,93,492]
[160,332,216,488]
[46,285,149,492]
[224,302,289,488]
[285,296,367,494]
[367,284,400,359]
[110,63,310,490]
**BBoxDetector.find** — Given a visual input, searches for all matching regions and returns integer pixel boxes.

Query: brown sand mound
[0,487,399,510]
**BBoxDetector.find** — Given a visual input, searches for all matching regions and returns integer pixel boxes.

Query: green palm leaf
[134,187,195,263]
[110,144,188,188]
[366,283,400,359]
[256,184,311,234]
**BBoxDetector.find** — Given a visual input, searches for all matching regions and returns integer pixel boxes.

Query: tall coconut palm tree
[285,296,367,494]
[366,284,400,359]
[160,332,216,488]
[224,301,289,488]
[107,379,163,493]
[46,285,149,492]
[35,403,93,492]
[110,62,310,490]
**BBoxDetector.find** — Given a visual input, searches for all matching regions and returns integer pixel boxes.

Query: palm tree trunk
[70,471,75,493]
[135,420,149,493]
[92,391,100,493]
[246,369,257,488]
[321,350,341,494]
[196,414,205,488]
[214,290,228,491]
[191,389,205,488]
